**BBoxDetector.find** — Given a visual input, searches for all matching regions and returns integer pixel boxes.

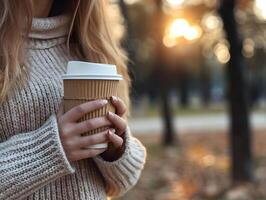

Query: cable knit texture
[0,14,146,200]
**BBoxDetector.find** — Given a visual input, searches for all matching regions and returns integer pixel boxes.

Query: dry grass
[115,129,266,200]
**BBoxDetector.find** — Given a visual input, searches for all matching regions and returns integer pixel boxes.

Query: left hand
[101,96,127,161]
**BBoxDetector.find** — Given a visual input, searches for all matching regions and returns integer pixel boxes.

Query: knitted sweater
[0,14,146,200]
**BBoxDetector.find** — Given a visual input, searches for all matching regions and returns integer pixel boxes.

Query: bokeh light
[214,43,231,64]
[169,19,190,38]
[202,13,222,31]
[184,26,202,41]
[163,35,177,48]
[164,18,202,47]
[242,38,255,58]
[165,0,185,8]
[253,0,266,20]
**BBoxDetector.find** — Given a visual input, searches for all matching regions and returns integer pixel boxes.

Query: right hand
[56,99,112,162]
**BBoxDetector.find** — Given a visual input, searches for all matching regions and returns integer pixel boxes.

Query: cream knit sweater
[0,14,146,200]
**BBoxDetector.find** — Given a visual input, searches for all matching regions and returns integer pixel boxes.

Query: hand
[101,96,128,161]
[56,99,112,162]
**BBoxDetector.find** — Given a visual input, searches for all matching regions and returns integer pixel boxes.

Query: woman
[0,0,146,199]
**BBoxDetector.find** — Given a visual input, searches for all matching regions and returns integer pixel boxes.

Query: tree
[219,0,253,182]
[154,0,177,146]
[118,0,136,65]
[118,0,138,96]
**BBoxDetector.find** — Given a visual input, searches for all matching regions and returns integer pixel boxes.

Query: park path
[129,113,266,135]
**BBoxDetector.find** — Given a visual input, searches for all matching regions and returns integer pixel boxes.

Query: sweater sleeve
[0,114,75,200]
[93,127,146,197]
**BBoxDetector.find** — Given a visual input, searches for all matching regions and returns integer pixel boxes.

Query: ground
[115,129,266,200]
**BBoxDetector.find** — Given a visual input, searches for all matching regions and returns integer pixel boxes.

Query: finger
[107,129,124,148]
[73,117,111,135]
[61,99,108,123]
[71,148,107,161]
[111,96,126,117]
[77,130,109,148]
[107,112,127,135]
[57,102,64,118]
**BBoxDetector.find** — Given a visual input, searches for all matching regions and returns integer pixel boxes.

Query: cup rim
[62,74,122,80]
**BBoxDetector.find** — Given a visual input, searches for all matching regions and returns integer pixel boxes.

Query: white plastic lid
[62,61,122,80]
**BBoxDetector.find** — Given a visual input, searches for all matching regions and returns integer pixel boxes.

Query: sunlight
[184,25,202,41]
[169,19,190,38]
[164,18,202,47]
[254,0,266,20]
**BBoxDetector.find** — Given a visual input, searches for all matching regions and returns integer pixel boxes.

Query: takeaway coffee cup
[62,61,122,149]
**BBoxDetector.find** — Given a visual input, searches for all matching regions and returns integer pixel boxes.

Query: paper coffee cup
[62,61,122,149]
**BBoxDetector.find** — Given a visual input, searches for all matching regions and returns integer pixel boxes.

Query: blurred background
[109,0,266,199]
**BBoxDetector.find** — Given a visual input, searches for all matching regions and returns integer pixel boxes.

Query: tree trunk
[219,0,253,183]
[118,0,136,66]
[179,72,190,107]
[161,85,176,145]
[118,0,138,100]
[154,0,177,146]
[200,64,211,106]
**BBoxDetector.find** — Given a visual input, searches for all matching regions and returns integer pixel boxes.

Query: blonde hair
[0,0,130,114]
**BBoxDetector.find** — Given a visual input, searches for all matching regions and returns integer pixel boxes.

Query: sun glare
[254,0,266,20]
[164,18,202,47]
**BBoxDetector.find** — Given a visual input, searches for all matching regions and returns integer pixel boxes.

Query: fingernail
[111,96,117,102]
[100,99,108,105]
[110,128,116,133]
[108,111,114,117]
[108,130,113,136]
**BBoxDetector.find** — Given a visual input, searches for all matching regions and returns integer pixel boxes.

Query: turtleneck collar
[29,14,71,39]
[27,14,71,49]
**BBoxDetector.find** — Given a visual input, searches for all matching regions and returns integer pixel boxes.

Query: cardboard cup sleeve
[63,79,119,136]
